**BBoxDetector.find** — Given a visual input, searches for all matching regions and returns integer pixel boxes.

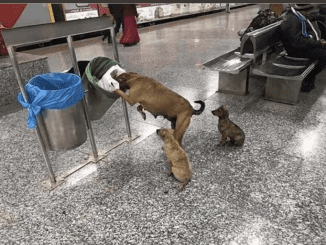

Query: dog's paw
[225,141,235,147]
[176,184,186,192]
[218,141,227,147]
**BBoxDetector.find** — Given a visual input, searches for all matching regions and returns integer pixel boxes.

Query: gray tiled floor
[1,5,326,244]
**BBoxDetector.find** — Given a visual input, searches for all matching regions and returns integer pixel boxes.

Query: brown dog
[211,105,245,146]
[157,128,192,191]
[111,71,205,146]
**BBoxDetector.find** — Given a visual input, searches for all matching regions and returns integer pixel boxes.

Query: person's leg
[102,30,109,41]
[119,16,140,46]
[115,17,123,34]
[304,59,326,90]
[296,48,326,91]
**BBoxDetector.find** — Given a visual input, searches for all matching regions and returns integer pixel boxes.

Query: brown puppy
[111,71,205,146]
[211,105,245,146]
[157,128,192,191]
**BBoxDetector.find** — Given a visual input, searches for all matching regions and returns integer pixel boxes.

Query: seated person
[317,4,326,16]
[278,4,326,92]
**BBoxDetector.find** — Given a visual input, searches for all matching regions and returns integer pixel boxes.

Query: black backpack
[239,9,279,41]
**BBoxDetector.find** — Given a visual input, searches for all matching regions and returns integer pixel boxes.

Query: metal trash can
[18,73,87,151]
[66,59,120,121]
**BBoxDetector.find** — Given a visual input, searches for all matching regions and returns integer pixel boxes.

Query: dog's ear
[110,69,119,80]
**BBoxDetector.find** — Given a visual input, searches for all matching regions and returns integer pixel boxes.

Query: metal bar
[109,26,132,139]
[121,99,132,138]
[110,27,119,62]
[81,98,98,160]
[7,47,28,101]
[7,46,56,184]
[66,35,81,75]
[66,35,99,161]
[34,126,56,184]
[245,66,250,95]
[2,16,114,47]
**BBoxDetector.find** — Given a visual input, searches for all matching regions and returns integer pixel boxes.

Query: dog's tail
[192,100,205,115]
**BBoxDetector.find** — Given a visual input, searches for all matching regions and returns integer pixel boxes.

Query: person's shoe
[301,85,312,93]
[123,42,137,47]
[310,77,316,90]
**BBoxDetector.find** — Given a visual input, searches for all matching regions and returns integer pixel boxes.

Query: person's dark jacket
[279,11,325,56]
[122,4,138,17]
[108,4,123,18]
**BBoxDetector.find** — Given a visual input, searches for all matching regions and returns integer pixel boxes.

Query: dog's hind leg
[174,113,191,147]
[137,105,146,120]
[218,133,228,146]
[177,180,189,192]
[233,135,244,146]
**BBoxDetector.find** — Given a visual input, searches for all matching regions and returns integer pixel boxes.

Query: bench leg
[264,77,303,105]
[218,67,249,96]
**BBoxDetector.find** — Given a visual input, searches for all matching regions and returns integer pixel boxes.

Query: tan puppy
[211,105,245,146]
[111,71,205,146]
[157,128,192,191]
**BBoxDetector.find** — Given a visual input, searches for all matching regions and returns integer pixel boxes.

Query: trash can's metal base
[40,176,66,191]
[40,134,139,191]
[101,134,140,155]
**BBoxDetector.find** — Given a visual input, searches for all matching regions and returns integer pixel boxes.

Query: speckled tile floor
[1,5,326,244]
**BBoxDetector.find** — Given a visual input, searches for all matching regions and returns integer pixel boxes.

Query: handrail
[2,16,113,48]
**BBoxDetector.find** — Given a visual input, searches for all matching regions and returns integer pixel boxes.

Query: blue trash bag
[17,72,85,129]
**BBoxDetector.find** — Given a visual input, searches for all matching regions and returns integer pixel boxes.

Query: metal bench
[240,21,283,66]
[202,20,323,104]
[202,22,283,96]
[253,52,317,104]
[202,47,252,95]
[242,20,321,104]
